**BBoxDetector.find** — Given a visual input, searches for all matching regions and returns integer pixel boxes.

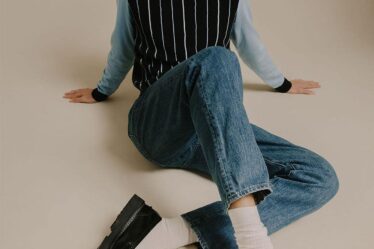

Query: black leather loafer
[98,194,162,249]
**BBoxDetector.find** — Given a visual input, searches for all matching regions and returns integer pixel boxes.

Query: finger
[65,88,87,95]
[64,92,84,99]
[65,89,78,95]
[302,89,315,95]
[63,93,77,98]
[69,97,84,103]
[292,79,321,87]
[64,91,79,97]
[292,87,311,95]
[304,81,321,89]
[70,95,94,103]
[65,89,85,94]
[64,95,82,100]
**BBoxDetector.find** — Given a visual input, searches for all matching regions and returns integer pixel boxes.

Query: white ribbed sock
[136,216,198,249]
[228,206,274,249]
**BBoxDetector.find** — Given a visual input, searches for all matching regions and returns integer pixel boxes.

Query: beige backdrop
[1,0,374,248]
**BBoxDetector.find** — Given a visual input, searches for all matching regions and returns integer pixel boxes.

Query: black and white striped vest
[128,0,239,92]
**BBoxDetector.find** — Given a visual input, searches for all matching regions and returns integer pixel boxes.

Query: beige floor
[1,0,374,248]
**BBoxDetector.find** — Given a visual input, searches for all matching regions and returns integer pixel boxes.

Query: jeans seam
[194,68,234,200]
[191,228,209,249]
[181,213,209,249]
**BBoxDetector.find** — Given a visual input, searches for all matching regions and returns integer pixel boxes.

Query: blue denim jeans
[127,46,339,249]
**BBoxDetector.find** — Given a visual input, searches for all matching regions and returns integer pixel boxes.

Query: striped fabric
[128,0,239,92]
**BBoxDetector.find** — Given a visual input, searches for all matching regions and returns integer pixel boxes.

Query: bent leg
[128,46,276,249]
[128,46,271,211]
[251,124,339,233]
[181,123,339,248]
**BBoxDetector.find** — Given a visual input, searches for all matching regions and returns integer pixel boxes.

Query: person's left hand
[288,79,321,95]
[63,88,97,103]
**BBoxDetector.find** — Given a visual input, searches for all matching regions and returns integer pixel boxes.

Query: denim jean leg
[127,46,273,249]
[181,201,237,249]
[184,46,272,210]
[128,46,272,209]
[251,124,339,234]
[180,123,339,248]
[128,45,339,248]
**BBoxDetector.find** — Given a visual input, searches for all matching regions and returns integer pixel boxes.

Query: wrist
[92,88,109,102]
[274,78,292,93]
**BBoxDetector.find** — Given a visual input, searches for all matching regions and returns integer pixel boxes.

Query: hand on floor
[288,79,321,95]
[63,88,97,103]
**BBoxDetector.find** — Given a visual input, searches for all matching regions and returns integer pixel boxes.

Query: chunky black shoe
[98,194,162,249]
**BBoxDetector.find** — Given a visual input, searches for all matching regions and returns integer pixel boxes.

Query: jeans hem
[181,215,209,249]
[225,182,273,211]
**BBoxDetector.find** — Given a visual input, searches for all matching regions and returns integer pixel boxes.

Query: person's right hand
[288,79,321,95]
[63,88,97,104]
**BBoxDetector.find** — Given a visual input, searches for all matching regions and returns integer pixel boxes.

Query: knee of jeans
[186,46,242,99]
[309,154,340,205]
[320,158,339,201]
[193,46,240,79]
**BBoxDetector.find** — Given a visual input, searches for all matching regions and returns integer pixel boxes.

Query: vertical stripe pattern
[129,0,239,92]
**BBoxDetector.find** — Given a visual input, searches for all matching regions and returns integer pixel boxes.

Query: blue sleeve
[96,0,135,97]
[230,0,285,88]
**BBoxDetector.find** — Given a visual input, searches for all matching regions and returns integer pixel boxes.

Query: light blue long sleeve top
[96,0,286,97]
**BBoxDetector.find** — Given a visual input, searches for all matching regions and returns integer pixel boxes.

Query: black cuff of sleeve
[92,88,109,102]
[274,78,292,93]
